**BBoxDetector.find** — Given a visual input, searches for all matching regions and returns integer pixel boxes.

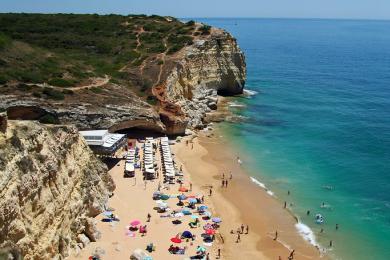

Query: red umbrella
[178,187,188,192]
[205,229,216,235]
[170,237,182,243]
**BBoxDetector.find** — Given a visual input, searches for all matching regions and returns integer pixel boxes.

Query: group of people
[230,224,249,243]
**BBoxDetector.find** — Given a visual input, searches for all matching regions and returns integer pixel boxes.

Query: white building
[80,129,126,155]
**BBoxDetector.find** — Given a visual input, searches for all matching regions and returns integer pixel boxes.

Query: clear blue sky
[1,0,390,20]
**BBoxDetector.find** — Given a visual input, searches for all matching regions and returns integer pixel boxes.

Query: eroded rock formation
[0,24,246,135]
[0,120,115,259]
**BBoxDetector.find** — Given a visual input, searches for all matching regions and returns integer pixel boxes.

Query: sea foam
[243,89,258,97]
[295,222,319,248]
[228,101,246,108]
[250,176,275,197]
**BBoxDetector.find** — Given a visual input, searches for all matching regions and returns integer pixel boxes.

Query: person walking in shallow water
[288,249,295,259]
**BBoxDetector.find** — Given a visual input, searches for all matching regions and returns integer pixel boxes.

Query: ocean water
[195,18,390,259]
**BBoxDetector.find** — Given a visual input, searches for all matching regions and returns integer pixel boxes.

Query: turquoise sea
[195,18,390,259]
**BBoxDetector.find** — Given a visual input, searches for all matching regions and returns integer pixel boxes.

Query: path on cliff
[120,26,145,73]
[154,37,168,87]
[68,75,110,91]
[26,75,110,91]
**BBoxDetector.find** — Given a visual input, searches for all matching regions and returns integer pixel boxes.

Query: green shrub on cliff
[42,87,65,100]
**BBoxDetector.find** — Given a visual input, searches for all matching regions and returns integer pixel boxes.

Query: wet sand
[173,130,325,260]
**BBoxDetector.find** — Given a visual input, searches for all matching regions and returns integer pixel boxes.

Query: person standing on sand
[284,201,287,208]
[190,182,192,191]
[236,233,241,243]
[147,213,151,222]
[246,225,249,234]
[274,230,278,240]
[222,179,225,188]
[191,143,194,149]
[217,248,221,258]
[241,224,244,234]
[201,195,204,203]
[209,188,212,196]
[225,180,228,188]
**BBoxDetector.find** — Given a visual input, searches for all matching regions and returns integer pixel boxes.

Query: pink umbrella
[130,220,141,226]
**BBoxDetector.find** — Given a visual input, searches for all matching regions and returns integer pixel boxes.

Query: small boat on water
[315,214,324,224]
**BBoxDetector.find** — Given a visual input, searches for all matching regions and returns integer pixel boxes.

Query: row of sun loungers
[160,137,178,184]
[143,138,157,180]
[124,148,137,177]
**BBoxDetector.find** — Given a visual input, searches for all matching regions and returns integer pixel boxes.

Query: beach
[69,129,323,260]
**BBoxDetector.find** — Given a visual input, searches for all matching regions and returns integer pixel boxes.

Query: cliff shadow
[101,157,122,171]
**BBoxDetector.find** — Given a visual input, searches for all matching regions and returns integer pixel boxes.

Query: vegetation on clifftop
[0,13,199,94]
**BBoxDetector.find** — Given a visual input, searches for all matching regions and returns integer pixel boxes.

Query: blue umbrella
[182,231,193,238]
[191,215,199,219]
[198,205,208,210]
[188,198,197,203]
[204,211,212,217]
[178,194,187,200]
[212,217,222,223]
[182,210,191,215]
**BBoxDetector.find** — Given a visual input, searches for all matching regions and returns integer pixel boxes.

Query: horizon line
[0,12,389,22]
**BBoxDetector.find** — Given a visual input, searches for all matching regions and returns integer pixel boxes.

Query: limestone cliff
[163,28,246,129]
[0,120,115,259]
[0,17,246,135]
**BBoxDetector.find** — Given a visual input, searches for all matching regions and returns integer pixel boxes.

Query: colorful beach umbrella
[160,194,170,200]
[191,215,199,219]
[204,211,212,217]
[170,237,182,243]
[196,246,206,253]
[130,220,141,226]
[178,194,187,200]
[188,198,197,203]
[212,217,222,223]
[182,231,193,238]
[178,187,188,192]
[102,211,113,217]
[198,205,208,210]
[205,229,216,235]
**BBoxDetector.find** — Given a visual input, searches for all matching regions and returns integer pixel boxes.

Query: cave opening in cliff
[115,127,165,139]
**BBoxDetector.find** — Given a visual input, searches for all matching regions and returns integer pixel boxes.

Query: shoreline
[68,127,325,260]
[173,128,326,259]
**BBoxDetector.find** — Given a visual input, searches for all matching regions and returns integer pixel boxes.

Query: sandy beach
[69,129,324,260]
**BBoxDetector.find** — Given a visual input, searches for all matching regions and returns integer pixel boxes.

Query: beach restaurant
[80,129,126,156]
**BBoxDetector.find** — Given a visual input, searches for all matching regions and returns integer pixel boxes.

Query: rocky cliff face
[0,121,114,259]
[0,24,246,135]
[153,27,246,131]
